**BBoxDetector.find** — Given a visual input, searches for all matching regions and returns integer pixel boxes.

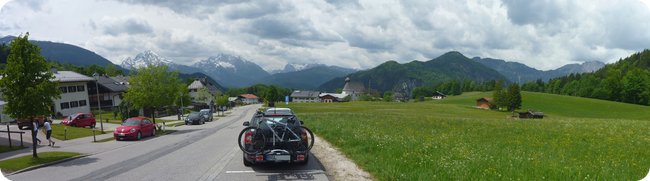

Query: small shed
[432,91,447,100]
[476,97,493,109]
[518,111,544,119]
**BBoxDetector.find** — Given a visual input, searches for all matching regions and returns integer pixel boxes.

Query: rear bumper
[243,151,308,164]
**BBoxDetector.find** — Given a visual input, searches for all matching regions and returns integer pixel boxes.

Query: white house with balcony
[52,70,94,117]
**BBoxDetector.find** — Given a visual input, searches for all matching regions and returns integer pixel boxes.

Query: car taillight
[244,131,253,145]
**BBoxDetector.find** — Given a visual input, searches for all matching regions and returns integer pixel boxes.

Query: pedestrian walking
[32,120,41,145]
[44,118,55,146]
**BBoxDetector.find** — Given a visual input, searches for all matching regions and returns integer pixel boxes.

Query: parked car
[16,116,45,130]
[199,109,213,122]
[240,108,313,166]
[61,112,96,128]
[185,112,205,125]
[114,117,156,140]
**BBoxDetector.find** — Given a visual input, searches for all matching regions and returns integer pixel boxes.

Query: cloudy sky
[1,0,650,71]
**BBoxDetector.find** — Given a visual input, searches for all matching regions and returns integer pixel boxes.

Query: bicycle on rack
[237,110,314,166]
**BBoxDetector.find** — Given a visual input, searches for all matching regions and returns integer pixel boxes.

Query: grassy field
[287,91,650,180]
[0,152,81,173]
[51,124,106,140]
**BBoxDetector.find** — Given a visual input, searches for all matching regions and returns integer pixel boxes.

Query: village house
[53,70,94,117]
[290,90,321,103]
[476,97,493,109]
[432,91,447,99]
[188,77,221,104]
[318,93,347,103]
[87,75,128,110]
[239,94,260,104]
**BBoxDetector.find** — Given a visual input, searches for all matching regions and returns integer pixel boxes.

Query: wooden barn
[476,97,493,109]
[518,111,544,119]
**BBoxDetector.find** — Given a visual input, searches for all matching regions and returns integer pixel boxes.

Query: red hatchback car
[61,113,96,128]
[114,117,156,140]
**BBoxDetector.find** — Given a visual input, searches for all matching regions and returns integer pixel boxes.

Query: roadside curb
[4,154,89,176]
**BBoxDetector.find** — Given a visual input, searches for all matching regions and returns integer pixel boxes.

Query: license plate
[269,155,290,161]
[119,133,125,136]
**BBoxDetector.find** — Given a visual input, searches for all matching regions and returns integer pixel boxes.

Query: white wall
[53,82,91,116]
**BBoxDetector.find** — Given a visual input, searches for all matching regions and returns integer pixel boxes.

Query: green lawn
[51,124,107,140]
[287,91,650,180]
[0,152,81,173]
[0,145,24,153]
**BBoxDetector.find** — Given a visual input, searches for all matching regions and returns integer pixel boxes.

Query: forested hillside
[522,49,650,105]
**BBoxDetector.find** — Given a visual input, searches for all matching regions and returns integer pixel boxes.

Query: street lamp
[180,92,184,119]
[93,73,104,132]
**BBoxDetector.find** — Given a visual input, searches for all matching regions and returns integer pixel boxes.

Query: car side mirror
[242,121,250,127]
[300,121,304,125]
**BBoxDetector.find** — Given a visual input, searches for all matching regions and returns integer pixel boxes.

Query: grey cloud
[114,0,247,19]
[224,1,288,20]
[100,18,154,36]
[325,0,360,9]
[501,0,572,26]
[247,16,341,43]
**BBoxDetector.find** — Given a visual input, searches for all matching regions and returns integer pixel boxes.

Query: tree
[194,87,212,103]
[123,65,181,124]
[492,80,506,110]
[0,33,61,158]
[506,83,522,111]
[621,68,650,105]
[264,85,280,105]
[175,83,191,114]
[105,64,123,76]
[383,91,394,102]
[214,95,229,116]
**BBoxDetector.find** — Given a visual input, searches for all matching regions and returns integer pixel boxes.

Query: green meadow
[287,91,650,180]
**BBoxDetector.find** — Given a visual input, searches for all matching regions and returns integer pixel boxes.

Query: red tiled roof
[240,94,258,99]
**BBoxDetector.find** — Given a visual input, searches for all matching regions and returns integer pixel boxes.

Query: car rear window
[264,110,293,116]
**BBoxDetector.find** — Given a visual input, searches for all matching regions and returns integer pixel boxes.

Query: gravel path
[311,135,374,181]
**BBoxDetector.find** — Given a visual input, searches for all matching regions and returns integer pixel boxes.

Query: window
[77,85,85,92]
[68,86,77,93]
[70,101,79,108]
[79,100,87,107]
[60,102,70,109]
[60,87,68,93]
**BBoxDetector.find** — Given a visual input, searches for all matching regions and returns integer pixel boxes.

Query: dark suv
[240,108,314,166]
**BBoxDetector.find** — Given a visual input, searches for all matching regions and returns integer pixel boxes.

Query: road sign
[285,96,289,105]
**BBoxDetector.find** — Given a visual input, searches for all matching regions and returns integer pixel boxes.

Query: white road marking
[198,146,239,181]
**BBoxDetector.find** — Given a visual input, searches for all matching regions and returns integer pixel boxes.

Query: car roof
[126,117,146,120]
[200,109,210,111]
[266,108,292,111]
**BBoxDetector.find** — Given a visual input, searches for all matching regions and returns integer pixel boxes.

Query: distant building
[341,77,365,101]
[87,75,128,110]
[432,91,447,100]
[239,94,260,104]
[188,77,221,104]
[518,111,544,119]
[290,90,321,103]
[476,97,493,109]
[319,93,347,103]
[53,70,94,116]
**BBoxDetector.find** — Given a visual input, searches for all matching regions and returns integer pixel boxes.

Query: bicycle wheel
[292,126,315,152]
[238,127,266,154]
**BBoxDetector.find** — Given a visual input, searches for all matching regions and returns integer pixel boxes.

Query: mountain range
[1,35,610,93]
[472,57,605,83]
[118,50,356,89]
[319,51,508,93]
[0,36,114,66]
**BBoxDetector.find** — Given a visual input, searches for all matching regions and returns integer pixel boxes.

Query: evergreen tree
[0,33,61,158]
[506,83,522,111]
[492,80,506,110]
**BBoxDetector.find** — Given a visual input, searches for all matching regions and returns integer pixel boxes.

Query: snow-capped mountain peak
[120,50,172,69]
[270,63,323,74]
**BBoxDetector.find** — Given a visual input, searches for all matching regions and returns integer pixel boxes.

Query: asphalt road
[7,105,329,181]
